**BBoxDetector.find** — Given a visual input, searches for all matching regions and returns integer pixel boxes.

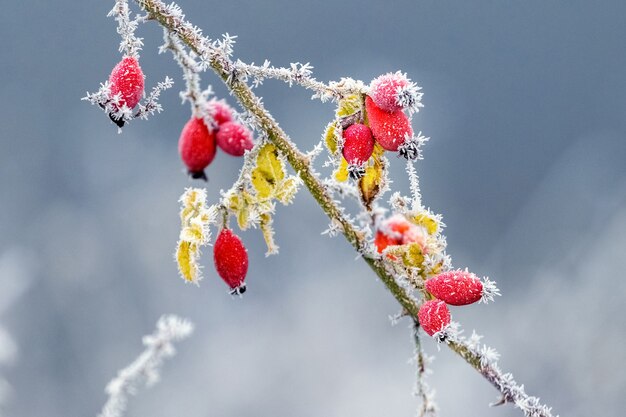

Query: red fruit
[215,121,254,157]
[207,99,233,126]
[365,96,413,152]
[342,123,375,165]
[418,300,451,336]
[178,117,217,179]
[108,56,145,109]
[214,228,249,293]
[425,269,483,306]
[374,214,427,254]
[374,230,399,254]
[369,72,409,112]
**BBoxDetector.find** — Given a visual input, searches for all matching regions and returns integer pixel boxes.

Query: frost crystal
[480,277,501,304]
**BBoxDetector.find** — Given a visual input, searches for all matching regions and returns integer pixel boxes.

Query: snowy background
[1,1,626,416]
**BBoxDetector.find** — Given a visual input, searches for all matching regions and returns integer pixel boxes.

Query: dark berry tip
[229,283,247,296]
[348,164,366,180]
[108,113,125,128]
[189,170,208,182]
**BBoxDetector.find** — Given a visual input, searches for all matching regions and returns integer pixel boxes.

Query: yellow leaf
[412,212,439,235]
[323,122,339,155]
[236,206,250,229]
[180,223,204,244]
[372,143,385,159]
[334,158,349,182]
[275,177,299,205]
[251,143,285,198]
[359,162,382,210]
[336,94,361,118]
[176,240,199,283]
[427,260,444,277]
[402,243,425,268]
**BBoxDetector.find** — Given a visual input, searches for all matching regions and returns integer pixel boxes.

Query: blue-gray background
[1,1,625,416]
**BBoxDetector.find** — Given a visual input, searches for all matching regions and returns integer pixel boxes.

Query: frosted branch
[233,60,367,101]
[108,0,143,57]
[444,329,557,417]
[119,2,558,415]
[160,30,206,115]
[97,315,194,417]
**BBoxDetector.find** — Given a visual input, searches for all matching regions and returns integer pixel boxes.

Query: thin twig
[412,322,438,417]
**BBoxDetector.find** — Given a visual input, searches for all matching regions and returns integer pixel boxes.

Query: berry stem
[130,2,555,415]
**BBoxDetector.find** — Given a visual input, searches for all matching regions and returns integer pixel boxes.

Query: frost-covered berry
[374,230,399,254]
[207,99,233,126]
[215,121,254,157]
[109,56,145,110]
[214,228,248,294]
[369,72,409,112]
[365,96,413,152]
[425,269,483,306]
[342,123,375,172]
[178,117,217,180]
[374,214,427,254]
[418,300,451,337]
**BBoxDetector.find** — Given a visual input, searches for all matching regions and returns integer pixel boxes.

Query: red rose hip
[425,269,483,306]
[207,99,234,127]
[178,117,217,180]
[214,228,249,294]
[215,121,254,157]
[108,56,145,110]
[342,123,375,166]
[418,300,451,337]
[369,72,409,113]
[365,96,413,152]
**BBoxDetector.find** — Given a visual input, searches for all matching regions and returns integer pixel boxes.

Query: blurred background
[1,1,625,416]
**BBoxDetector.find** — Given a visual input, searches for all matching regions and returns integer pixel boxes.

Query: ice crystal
[480,277,501,304]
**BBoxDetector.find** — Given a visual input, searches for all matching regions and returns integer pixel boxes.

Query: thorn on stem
[489,396,507,407]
